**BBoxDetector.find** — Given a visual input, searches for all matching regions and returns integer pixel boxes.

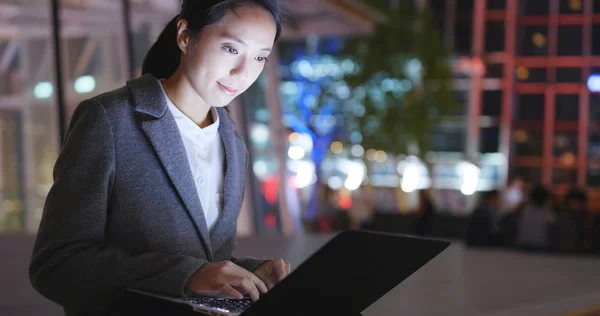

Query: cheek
[244,65,266,87]
[187,49,229,79]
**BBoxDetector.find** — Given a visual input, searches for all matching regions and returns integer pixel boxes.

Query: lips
[218,82,239,95]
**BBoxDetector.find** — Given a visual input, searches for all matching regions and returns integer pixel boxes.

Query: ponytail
[141,15,181,79]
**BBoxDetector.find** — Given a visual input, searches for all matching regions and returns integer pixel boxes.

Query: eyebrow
[225,35,272,52]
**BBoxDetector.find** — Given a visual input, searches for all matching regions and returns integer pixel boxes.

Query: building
[425,0,600,210]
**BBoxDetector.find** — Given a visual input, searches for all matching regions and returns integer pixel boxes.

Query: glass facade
[0,0,177,233]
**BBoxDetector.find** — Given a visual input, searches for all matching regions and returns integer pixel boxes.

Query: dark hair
[484,190,499,201]
[529,185,550,207]
[565,188,588,203]
[476,190,499,208]
[142,0,282,79]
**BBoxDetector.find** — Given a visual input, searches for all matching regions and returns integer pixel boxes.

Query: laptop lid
[241,230,450,316]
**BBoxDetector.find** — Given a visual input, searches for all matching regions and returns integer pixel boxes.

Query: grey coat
[29,74,266,315]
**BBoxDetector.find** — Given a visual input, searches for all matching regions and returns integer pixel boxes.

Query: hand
[253,258,291,290]
[185,260,267,301]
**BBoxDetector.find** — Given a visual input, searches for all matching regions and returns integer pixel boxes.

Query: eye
[255,56,269,63]
[223,46,238,54]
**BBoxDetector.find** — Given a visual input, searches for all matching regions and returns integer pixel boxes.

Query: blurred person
[517,185,556,251]
[29,1,291,315]
[465,190,502,247]
[500,175,525,215]
[592,213,600,254]
[556,188,590,252]
[498,200,527,247]
[316,185,338,232]
[414,189,436,236]
[347,184,376,230]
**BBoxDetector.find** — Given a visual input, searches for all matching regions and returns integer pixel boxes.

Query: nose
[230,58,248,81]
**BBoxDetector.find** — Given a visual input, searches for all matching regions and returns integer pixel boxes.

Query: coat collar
[126,74,247,256]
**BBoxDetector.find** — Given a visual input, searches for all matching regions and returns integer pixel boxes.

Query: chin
[212,95,238,107]
[211,98,234,108]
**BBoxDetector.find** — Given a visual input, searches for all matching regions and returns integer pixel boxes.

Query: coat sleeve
[213,233,269,272]
[231,256,270,273]
[29,99,207,311]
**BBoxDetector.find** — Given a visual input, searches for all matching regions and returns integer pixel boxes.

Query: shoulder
[90,86,131,110]
[72,82,138,124]
[88,85,132,113]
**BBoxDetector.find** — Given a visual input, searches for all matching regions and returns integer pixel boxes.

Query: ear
[176,18,191,54]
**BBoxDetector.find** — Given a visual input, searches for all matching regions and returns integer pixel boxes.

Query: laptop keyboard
[186,297,253,313]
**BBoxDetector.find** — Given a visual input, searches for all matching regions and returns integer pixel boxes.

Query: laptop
[128,230,450,316]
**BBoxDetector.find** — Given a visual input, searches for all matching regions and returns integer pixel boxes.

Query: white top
[165,96,225,231]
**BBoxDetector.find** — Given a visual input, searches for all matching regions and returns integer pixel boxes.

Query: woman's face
[178,5,277,107]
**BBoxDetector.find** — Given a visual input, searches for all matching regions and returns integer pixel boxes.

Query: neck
[161,69,213,128]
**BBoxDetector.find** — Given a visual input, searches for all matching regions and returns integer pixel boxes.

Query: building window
[514,130,544,156]
[450,91,468,115]
[589,94,600,121]
[592,24,600,55]
[485,22,505,52]
[558,25,583,56]
[589,133,600,158]
[485,63,504,79]
[456,0,474,12]
[588,132,600,185]
[513,167,542,184]
[515,94,545,120]
[487,0,506,10]
[587,169,600,186]
[594,0,600,13]
[432,125,465,152]
[553,132,578,156]
[482,90,502,116]
[480,127,500,153]
[559,0,584,14]
[429,0,446,39]
[518,26,549,56]
[555,94,579,121]
[556,68,581,83]
[454,19,473,54]
[516,67,547,83]
[520,0,550,15]
[553,168,577,185]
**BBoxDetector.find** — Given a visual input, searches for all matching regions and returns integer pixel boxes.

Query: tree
[277,2,458,223]
[343,2,460,162]
[278,37,354,221]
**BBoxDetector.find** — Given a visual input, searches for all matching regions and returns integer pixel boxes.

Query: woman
[29,1,290,314]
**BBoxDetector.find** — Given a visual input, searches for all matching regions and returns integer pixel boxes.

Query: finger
[230,262,268,295]
[244,269,268,294]
[286,262,291,275]
[264,280,275,291]
[240,278,260,302]
[252,274,268,294]
[229,276,259,302]
[221,284,244,300]
[274,260,287,282]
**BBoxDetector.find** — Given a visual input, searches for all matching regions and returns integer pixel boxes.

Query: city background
[1,0,600,315]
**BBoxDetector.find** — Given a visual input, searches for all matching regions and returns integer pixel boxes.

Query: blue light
[587,74,600,92]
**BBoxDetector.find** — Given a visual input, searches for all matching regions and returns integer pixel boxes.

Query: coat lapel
[127,75,213,258]
[210,107,248,251]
